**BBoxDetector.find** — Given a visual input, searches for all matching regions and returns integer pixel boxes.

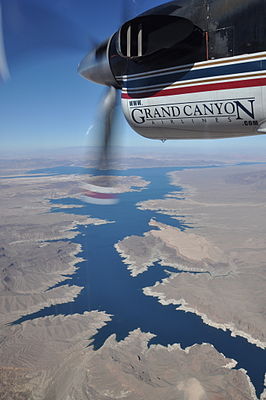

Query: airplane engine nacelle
[79,0,266,141]
[108,3,266,141]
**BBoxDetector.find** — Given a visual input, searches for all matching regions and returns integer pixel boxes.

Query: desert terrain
[116,164,266,350]
[0,157,264,399]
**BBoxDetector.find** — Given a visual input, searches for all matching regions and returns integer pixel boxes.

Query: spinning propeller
[77,0,136,202]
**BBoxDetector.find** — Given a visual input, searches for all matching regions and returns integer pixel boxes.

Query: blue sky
[1,0,266,158]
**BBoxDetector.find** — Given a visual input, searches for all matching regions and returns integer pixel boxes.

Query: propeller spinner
[78,39,120,88]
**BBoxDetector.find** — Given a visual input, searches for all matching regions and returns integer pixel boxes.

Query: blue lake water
[15,165,265,397]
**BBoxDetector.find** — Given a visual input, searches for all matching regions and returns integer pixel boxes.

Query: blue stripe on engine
[122,60,266,90]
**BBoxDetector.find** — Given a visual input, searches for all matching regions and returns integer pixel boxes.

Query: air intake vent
[117,15,195,60]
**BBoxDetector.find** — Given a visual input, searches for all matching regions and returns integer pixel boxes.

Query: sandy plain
[0,160,264,399]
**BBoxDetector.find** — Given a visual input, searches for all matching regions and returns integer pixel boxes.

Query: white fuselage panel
[120,52,266,139]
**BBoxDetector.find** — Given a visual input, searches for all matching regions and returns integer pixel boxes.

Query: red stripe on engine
[121,77,266,99]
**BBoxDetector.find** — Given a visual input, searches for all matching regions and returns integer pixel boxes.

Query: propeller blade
[98,86,119,170]
[77,0,138,205]
[0,0,96,79]
[0,2,9,80]
[121,0,134,24]
[78,86,120,205]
